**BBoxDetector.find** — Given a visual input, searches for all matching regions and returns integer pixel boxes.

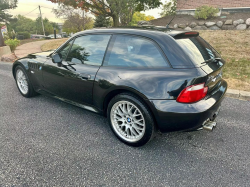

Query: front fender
[12,58,30,78]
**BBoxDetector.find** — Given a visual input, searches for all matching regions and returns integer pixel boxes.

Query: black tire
[107,93,155,147]
[15,65,37,98]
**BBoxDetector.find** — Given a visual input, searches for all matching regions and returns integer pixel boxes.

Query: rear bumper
[149,80,227,133]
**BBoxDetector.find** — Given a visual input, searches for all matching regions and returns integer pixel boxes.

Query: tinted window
[176,36,220,67]
[58,40,73,60]
[66,35,111,66]
[104,35,169,68]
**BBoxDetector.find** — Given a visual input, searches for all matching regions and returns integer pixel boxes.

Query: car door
[42,34,111,105]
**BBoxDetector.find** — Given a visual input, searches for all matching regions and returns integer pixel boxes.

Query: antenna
[166,0,188,29]
[166,15,176,29]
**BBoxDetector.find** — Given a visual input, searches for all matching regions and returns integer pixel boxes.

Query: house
[176,0,250,15]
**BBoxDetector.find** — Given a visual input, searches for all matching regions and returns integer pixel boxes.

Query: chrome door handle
[79,73,91,80]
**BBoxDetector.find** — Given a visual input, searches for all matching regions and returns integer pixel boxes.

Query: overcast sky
[9,0,166,23]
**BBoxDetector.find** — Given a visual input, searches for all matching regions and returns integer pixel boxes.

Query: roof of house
[177,0,250,10]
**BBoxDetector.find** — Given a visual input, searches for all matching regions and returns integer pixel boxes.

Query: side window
[104,35,169,68]
[58,40,73,60]
[66,35,111,66]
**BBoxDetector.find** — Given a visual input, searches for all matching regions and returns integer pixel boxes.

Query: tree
[63,14,94,33]
[159,0,177,17]
[53,4,94,33]
[0,0,17,23]
[10,15,36,34]
[0,0,18,46]
[129,12,155,26]
[48,0,161,26]
[94,15,111,27]
[9,15,57,36]
[35,17,57,35]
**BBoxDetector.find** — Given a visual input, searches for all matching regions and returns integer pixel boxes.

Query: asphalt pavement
[0,61,250,187]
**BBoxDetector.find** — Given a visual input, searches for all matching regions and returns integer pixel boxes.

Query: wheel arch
[12,60,29,79]
[103,88,159,129]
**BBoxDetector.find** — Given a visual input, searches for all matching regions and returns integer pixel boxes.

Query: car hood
[27,50,55,58]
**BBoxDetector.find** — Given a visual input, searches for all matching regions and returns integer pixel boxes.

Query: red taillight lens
[177,83,208,103]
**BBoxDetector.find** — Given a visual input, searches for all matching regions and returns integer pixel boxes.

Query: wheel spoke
[127,104,133,115]
[23,81,28,86]
[130,127,138,136]
[116,107,123,116]
[134,119,144,127]
[118,122,125,127]
[122,104,126,114]
[133,124,144,131]
[125,126,129,135]
[133,109,138,116]
[132,113,141,117]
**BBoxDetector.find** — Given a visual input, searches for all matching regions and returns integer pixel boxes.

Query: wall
[0,46,11,57]
[173,18,250,31]
[177,0,250,10]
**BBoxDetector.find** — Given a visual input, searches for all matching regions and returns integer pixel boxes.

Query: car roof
[73,28,188,39]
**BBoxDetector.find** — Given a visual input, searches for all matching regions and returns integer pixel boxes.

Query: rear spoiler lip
[171,31,199,39]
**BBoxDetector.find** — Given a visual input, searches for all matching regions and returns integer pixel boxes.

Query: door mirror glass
[71,57,82,64]
[52,53,62,64]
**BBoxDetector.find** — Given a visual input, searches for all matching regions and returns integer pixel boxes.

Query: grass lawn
[41,38,67,52]
[199,30,250,91]
[41,30,250,91]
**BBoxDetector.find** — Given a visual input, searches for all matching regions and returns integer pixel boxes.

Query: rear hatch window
[175,36,220,67]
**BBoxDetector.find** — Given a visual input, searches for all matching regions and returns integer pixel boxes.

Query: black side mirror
[52,53,62,64]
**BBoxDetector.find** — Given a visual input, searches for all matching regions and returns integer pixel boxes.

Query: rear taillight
[177,83,208,103]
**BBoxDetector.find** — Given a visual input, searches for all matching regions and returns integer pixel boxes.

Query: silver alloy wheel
[110,101,146,142]
[16,69,28,95]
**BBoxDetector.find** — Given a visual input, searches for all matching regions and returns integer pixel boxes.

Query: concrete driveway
[0,61,250,186]
[14,39,57,58]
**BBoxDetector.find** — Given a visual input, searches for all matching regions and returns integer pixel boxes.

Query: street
[0,61,250,186]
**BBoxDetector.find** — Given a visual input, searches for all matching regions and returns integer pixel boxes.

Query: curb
[226,89,250,101]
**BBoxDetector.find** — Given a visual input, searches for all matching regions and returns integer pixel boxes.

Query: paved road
[0,61,250,187]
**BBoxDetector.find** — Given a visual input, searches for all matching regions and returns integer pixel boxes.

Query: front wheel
[107,93,155,147]
[15,65,37,98]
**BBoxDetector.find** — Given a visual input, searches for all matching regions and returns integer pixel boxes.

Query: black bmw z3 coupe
[12,28,227,146]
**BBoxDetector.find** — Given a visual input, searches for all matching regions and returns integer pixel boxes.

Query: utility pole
[38,5,45,36]
[82,10,85,30]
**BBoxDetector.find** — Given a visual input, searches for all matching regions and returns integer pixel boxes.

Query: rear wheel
[107,93,155,147]
[15,65,37,98]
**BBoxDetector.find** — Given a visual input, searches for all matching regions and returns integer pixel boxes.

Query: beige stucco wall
[0,46,11,57]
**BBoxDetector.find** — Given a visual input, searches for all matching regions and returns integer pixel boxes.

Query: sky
[9,0,166,23]
[9,0,62,23]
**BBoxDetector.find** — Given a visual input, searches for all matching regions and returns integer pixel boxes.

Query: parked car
[47,34,62,39]
[12,28,227,146]
[30,34,45,39]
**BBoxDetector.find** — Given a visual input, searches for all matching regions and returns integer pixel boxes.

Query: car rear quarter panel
[93,66,207,111]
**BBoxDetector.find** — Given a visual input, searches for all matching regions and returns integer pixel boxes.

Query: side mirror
[52,53,62,64]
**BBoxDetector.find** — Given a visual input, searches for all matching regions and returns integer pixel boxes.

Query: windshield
[176,36,220,67]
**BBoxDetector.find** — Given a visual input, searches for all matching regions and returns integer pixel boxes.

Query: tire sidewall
[107,94,155,147]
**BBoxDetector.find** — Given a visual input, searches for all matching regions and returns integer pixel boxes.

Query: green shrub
[17,32,31,40]
[194,5,219,20]
[3,31,17,40]
[5,39,20,52]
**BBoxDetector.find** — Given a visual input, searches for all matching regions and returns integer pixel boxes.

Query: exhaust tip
[202,120,217,131]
